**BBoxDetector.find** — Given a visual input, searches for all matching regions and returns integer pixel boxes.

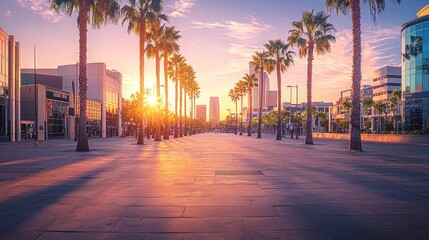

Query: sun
[148,95,157,105]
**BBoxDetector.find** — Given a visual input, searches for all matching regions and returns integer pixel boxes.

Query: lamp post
[287,85,299,139]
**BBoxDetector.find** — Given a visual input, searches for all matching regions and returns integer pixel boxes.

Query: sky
[0,0,427,120]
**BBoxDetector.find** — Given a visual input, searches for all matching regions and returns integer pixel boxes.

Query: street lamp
[287,85,298,139]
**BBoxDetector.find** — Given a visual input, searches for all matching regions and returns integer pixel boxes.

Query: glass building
[0,28,20,142]
[401,5,429,132]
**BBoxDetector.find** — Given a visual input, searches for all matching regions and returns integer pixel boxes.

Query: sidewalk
[0,134,428,239]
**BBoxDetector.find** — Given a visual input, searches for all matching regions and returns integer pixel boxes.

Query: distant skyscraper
[196,105,207,121]
[209,97,220,125]
[266,90,278,108]
[249,62,270,109]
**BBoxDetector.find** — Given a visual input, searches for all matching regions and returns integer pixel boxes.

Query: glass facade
[106,91,118,136]
[402,16,429,132]
[0,31,8,139]
[46,100,68,139]
[75,98,102,137]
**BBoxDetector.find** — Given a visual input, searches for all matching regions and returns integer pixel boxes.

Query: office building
[196,105,207,121]
[401,4,429,132]
[209,97,219,125]
[372,66,401,102]
[0,28,20,142]
[266,90,278,109]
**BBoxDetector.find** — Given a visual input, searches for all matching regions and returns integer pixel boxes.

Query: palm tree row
[236,1,399,151]
[51,0,201,150]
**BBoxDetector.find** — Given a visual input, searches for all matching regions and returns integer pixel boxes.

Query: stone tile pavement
[0,133,428,239]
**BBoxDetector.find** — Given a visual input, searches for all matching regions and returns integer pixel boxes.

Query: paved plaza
[0,134,429,240]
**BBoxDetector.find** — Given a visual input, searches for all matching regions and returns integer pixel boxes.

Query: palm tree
[187,79,198,135]
[169,54,185,138]
[146,22,168,141]
[160,26,181,139]
[50,0,120,152]
[252,51,274,139]
[228,88,240,135]
[326,0,401,151]
[241,73,258,136]
[288,10,336,145]
[122,0,167,145]
[264,39,295,141]
[183,65,195,136]
[235,80,248,135]
[192,82,201,134]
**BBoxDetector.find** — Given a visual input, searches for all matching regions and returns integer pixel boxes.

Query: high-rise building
[266,90,278,109]
[401,4,429,132]
[196,105,207,121]
[0,28,20,142]
[249,62,270,109]
[209,97,219,125]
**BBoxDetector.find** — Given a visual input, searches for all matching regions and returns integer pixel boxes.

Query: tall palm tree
[50,0,120,152]
[252,51,274,139]
[228,88,239,135]
[187,79,197,135]
[169,54,185,138]
[192,82,201,134]
[178,62,189,137]
[326,0,401,151]
[183,65,195,136]
[122,0,167,145]
[288,10,336,145]
[160,26,181,139]
[235,80,248,135]
[264,39,295,141]
[241,73,258,136]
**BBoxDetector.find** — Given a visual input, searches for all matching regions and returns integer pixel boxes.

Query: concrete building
[401,5,429,132]
[209,97,219,125]
[0,28,20,142]
[196,105,207,121]
[20,71,75,140]
[372,66,401,102]
[266,90,278,109]
[371,66,402,131]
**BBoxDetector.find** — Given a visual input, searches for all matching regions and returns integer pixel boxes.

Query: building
[372,66,401,102]
[249,62,270,109]
[371,66,402,131]
[401,4,429,132]
[20,71,76,140]
[0,28,20,142]
[209,97,219,125]
[266,90,278,109]
[196,105,207,121]
[20,84,73,140]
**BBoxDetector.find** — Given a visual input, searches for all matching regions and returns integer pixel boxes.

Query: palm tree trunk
[189,95,193,135]
[76,0,89,152]
[155,43,161,141]
[174,76,178,138]
[194,96,196,134]
[349,0,363,151]
[137,15,146,145]
[276,60,282,140]
[235,100,238,135]
[257,69,264,139]
[184,91,188,136]
[179,78,183,137]
[240,95,243,135]
[305,42,314,145]
[248,87,252,136]
[163,56,169,139]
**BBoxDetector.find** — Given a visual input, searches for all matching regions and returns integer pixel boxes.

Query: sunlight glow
[148,96,157,106]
